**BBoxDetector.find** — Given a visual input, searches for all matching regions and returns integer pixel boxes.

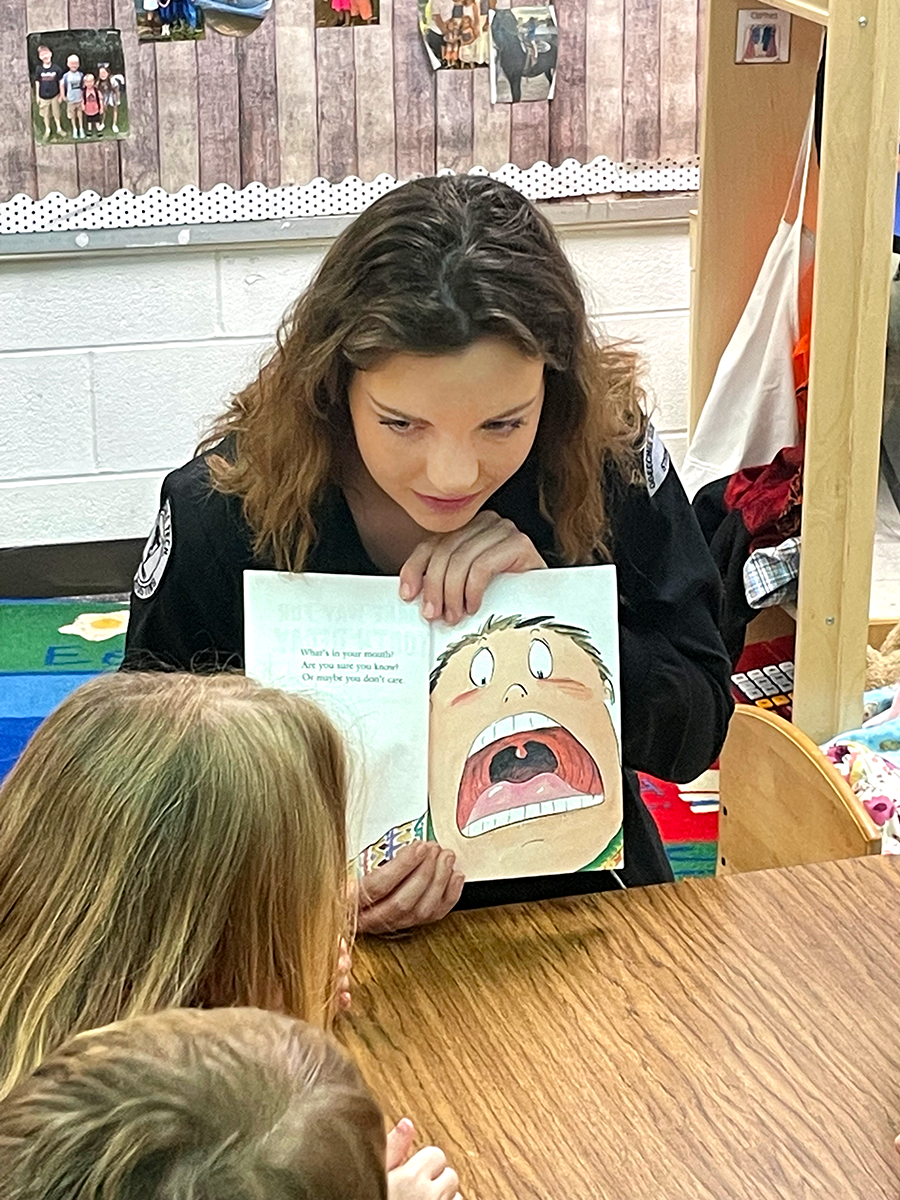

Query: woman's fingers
[426,521,510,624]
[358,842,429,909]
[461,529,546,616]
[408,851,463,927]
[358,845,456,934]
[400,511,545,625]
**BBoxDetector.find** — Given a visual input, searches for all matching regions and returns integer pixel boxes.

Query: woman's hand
[387,1118,461,1200]
[357,842,464,935]
[399,511,546,626]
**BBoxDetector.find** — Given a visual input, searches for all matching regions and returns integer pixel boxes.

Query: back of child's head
[0,1007,387,1200]
[0,672,350,1100]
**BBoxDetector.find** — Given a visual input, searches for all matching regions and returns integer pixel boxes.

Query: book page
[243,572,429,859]
[427,565,621,882]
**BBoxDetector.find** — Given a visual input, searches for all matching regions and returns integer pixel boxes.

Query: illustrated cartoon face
[428,616,622,879]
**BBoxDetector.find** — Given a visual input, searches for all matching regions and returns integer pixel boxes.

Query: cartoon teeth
[466,711,559,759]
[462,792,605,837]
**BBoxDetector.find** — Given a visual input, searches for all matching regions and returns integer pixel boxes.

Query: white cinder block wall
[0,220,690,548]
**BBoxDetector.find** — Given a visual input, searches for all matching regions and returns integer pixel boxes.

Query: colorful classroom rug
[0,597,770,881]
[0,599,128,781]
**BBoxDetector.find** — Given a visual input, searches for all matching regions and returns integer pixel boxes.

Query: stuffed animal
[866,619,900,689]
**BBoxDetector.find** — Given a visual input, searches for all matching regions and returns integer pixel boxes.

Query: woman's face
[347,339,544,532]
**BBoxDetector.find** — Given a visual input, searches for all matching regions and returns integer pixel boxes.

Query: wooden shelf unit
[689,0,900,744]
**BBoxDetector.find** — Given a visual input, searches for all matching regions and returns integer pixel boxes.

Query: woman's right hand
[357,842,464,935]
[387,1119,461,1200]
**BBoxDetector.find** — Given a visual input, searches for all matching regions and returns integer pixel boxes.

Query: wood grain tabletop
[340,856,900,1200]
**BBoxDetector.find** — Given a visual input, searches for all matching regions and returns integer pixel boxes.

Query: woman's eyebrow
[369,395,541,422]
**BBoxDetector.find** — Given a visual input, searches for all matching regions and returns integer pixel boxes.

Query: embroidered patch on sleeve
[642,424,671,497]
[134,498,173,600]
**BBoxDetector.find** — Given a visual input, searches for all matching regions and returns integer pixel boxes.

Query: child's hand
[336,938,352,1011]
[387,1118,460,1200]
[399,510,546,626]
[357,843,464,934]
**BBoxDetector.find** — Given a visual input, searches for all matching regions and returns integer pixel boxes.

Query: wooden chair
[717,705,882,875]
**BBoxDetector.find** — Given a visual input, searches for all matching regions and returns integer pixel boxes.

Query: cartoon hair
[198,174,646,574]
[429,613,615,700]
[0,1008,386,1200]
[0,673,350,1102]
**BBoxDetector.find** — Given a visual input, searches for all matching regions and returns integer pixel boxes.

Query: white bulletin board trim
[0,157,699,238]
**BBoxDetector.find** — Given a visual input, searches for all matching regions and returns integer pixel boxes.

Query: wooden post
[792,0,900,741]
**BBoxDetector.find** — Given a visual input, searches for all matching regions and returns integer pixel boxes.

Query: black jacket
[125,440,733,906]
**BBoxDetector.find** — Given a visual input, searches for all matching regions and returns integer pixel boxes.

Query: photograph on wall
[27,29,128,145]
[314,0,379,27]
[489,4,557,102]
[735,9,791,63]
[134,0,205,42]
[197,0,274,36]
[419,0,491,70]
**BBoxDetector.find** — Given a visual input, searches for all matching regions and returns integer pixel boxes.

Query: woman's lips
[414,491,481,513]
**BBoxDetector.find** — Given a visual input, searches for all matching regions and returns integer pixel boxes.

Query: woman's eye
[483,419,525,433]
[528,639,553,679]
[469,646,495,688]
[380,419,412,432]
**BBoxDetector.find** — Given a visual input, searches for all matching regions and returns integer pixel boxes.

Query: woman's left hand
[399,511,546,625]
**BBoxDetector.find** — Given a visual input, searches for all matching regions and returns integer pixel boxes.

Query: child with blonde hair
[0,672,350,1100]
[0,1007,460,1200]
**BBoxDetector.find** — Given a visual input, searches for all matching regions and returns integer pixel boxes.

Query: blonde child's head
[0,672,350,1101]
[0,1007,387,1200]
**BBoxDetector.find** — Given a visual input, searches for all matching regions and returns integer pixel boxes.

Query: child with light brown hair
[0,1007,460,1200]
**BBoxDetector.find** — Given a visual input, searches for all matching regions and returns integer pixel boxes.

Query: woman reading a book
[125,175,733,932]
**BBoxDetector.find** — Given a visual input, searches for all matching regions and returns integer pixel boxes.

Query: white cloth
[680,107,816,500]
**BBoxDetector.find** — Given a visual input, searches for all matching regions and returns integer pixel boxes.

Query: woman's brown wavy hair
[200,174,647,570]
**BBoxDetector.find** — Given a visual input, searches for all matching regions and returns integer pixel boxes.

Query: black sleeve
[123,462,250,673]
[611,464,734,783]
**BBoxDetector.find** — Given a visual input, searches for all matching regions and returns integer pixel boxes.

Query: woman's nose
[425,444,480,494]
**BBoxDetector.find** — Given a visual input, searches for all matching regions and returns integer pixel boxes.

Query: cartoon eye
[469,646,495,688]
[528,638,553,679]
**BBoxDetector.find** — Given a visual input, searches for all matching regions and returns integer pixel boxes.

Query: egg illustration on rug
[58,611,130,642]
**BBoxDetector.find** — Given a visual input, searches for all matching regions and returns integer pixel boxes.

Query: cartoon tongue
[465,771,584,826]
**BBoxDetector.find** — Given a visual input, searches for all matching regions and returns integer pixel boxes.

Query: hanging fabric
[680,104,817,500]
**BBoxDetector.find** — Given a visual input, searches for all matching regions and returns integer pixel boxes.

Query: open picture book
[244,566,622,883]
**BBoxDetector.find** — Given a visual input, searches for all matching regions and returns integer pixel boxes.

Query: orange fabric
[793,259,814,436]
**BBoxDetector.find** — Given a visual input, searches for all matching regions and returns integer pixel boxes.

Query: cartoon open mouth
[456,711,604,838]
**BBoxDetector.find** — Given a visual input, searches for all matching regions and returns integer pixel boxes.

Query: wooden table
[341,857,900,1200]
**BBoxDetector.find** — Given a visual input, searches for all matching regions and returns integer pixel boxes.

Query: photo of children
[134,0,205,42]
[314,0,379,28]
[419,0,491,70]
[489,4,558,103]
[27,30,128,144]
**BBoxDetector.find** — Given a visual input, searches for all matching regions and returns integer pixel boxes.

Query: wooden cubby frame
[689,0,900,744]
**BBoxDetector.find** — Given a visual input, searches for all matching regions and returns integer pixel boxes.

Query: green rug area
[0,600,128,674]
